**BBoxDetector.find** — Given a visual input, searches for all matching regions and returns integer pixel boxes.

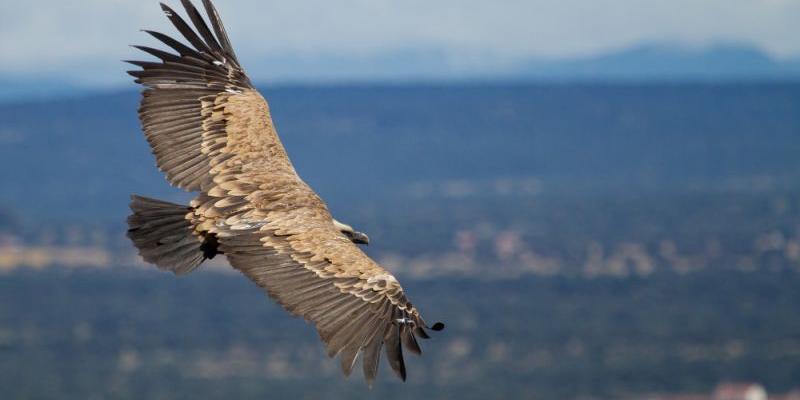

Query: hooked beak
[351,231,370,245]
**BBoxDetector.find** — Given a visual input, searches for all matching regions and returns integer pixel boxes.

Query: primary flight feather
[125,0,443,384]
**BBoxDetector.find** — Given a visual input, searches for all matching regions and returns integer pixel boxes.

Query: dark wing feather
[180,0,224,53]
[201,0,240,64]
[142,30,199,58]
[160,3,215,55]
[128,1,252,191]
[131,45,183,63]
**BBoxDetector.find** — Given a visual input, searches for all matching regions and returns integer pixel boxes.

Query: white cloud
[1,0,798,85]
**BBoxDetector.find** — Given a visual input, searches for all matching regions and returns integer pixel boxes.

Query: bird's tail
[126,195,218,275]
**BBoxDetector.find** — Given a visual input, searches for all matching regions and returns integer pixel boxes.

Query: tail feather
[127,195,216,275]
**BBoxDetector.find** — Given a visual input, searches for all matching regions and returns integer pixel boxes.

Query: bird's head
[333,219,370,245]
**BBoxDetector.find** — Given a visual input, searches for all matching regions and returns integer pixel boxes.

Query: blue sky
[1,0,799,86]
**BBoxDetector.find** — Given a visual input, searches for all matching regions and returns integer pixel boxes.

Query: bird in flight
[125,0,443,384]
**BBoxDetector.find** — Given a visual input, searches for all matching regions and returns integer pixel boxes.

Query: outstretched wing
[127,0,295,192]
[127,0,442,383]
[205,198,443,383]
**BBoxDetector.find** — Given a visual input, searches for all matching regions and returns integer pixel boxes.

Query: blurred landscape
[0,80,798,399]
[3,42,800,103]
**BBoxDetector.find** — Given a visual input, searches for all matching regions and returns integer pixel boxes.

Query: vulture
[125,0,443,385]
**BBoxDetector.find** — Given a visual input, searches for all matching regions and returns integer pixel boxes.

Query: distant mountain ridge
[0,78,84,103]
[1,42,798,103]
[519,43,800,80]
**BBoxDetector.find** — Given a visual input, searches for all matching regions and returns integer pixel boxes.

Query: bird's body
[125,0,442,384]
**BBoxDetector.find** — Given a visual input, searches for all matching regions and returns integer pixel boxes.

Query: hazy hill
[0,78,83,103]
[1,83,799,226]
[520,43,800,80]
[2,43,799,103]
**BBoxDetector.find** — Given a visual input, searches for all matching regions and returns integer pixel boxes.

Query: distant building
[642,394,707,400]
[771,390,800,400]
[712,383,767,400]
[642,382,795,400]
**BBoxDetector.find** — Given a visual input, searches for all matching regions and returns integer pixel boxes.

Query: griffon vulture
[125,0,443,384]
